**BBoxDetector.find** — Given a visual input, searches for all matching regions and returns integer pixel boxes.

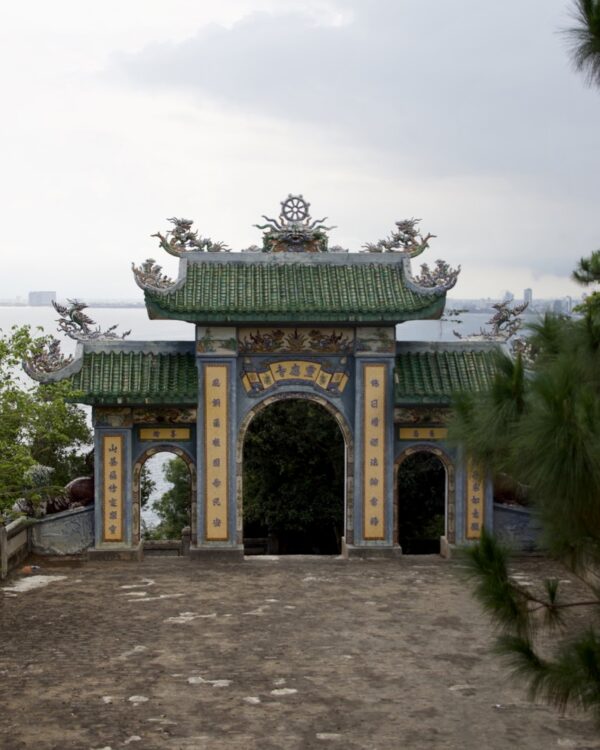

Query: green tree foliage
[573,250,600,324]
[243,400,344,553]
[150,457,191,538]
[450,251,600,722]
[0,326,91,517]
[565,0,600,88]
[140,464,155,509]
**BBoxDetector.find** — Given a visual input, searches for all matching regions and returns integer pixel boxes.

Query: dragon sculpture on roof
[52,300,131,341]
[152,217,229,256]
[363,217,436,257]
[454,300,529,342]
[23,336,73,379]
[131,259,175,292]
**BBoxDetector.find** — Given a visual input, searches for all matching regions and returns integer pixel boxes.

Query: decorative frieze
[96,407,200,428]
[196,327,237,355]
[238,327,354,355]
[394,407,450,425]
[355,327,395,355]
[132,407,197,424]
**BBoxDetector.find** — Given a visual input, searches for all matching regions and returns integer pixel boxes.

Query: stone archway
[236,393,354,549]
[132,445,197,546]
[394,445,456,551]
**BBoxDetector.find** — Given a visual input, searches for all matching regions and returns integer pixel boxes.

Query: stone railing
[0,517,30,579]
[142,527,191,557]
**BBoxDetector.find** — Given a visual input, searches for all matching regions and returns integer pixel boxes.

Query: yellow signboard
[205,365,228,541]
[363,364,386,540]
[241,360,348,395]
[466,460,484,540]
[103,435,124,542]
[398,427,448,440]
[139,428,191,441]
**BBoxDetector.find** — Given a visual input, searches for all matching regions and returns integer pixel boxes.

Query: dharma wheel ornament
[280,194,310,223]
[255,194,336,253]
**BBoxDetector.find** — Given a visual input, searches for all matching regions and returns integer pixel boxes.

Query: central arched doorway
[396,448,450,554]
[238,396,350,555]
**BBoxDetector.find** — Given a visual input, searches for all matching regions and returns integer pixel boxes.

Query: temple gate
[26,195,497,559]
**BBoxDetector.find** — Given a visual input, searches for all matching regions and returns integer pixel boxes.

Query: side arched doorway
[132,445,197,546]
[395,447,455,554]
[237,395,353,555]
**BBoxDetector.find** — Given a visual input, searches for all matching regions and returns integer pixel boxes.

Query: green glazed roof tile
[67,350,197,405]
[394,345,498,404]
[145,260,445,323]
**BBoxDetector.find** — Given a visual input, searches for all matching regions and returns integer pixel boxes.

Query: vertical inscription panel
[205,365,229,541]
[466,460,484,540]
[102,435,124,542]
[363,364,386,540]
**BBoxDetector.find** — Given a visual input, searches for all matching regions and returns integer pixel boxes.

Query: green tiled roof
[144,259,445,323]
[394,344,499,404]
[67,349,197,405]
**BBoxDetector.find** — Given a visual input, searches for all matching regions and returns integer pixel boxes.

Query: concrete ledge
[440,536,455,559]
[343,543,402,560]
[189,546,245,562]
[87,543,144,562]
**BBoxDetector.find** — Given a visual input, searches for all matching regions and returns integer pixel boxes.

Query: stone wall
[493,503,541,552]
[31,506,94,556]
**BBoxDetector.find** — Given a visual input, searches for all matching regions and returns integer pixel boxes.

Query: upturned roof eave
[66,393,198,406]
[144,293,446,326]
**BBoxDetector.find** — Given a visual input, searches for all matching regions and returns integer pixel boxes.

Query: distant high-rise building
[28,291,56,306]
[524,288,532,306]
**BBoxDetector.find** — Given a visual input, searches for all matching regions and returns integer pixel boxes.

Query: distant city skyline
[0,288,586,310]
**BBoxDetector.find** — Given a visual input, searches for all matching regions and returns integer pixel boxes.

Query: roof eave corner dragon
[362,217,461,295]
[23,301,131,381]
[133,215,232,293]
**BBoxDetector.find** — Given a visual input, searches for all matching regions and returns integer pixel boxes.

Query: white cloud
[0,0,597,302]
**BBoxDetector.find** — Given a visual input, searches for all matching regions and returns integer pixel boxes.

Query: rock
[65,476,94,506]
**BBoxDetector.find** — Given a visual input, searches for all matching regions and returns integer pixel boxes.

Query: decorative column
[348,328,399,557]
[90,419,137,560]
[192,326,242,559]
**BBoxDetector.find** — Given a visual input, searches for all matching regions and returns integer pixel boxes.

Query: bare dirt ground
[1,554,598,750]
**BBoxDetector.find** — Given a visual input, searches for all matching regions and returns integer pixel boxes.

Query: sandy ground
[0,555,598,750]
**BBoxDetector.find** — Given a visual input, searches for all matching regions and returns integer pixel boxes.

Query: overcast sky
[1,0,599,302]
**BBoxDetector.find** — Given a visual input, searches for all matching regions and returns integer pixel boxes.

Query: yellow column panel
[466,460,484,539]
[103,435,124,543]
[205,365,229,541]
[363,364,386,540]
